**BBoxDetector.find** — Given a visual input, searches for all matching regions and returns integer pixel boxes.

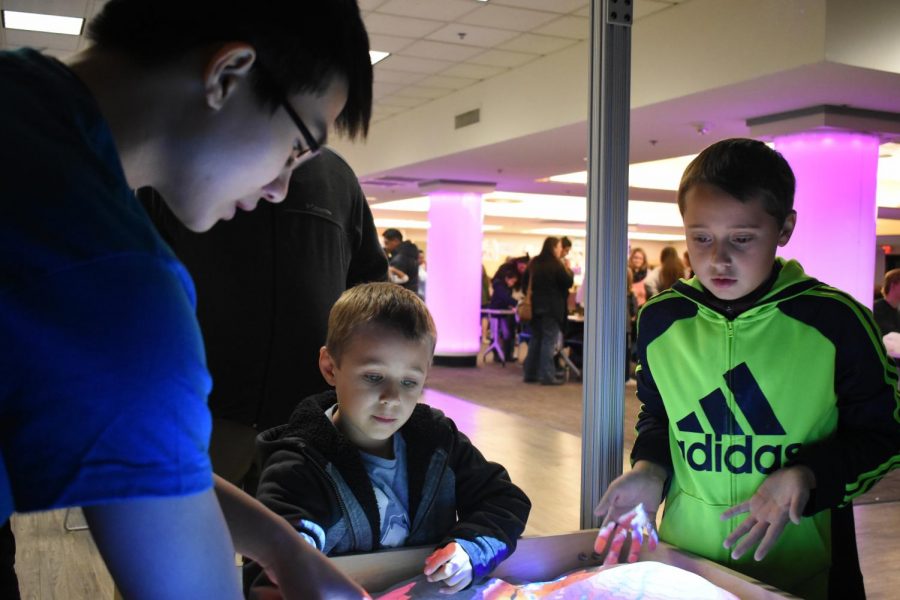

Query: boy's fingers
[789,494,804,525]
[721,501,749,520]
[723,516,756,549]
[753,520,785,561]
[603,528,628,565]
[593,522,616,554]
[731,521,766,560]
[424,546,454,575]
[648,528,659,552]
[443,568,470,588]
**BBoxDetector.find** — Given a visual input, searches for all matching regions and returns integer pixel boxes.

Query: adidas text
[676,434,801,474]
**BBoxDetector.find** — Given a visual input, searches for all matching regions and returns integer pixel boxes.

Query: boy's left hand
[721,466,815,561]
[424,542,473,594]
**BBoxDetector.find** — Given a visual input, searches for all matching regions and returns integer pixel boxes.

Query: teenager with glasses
[0,1,371,598]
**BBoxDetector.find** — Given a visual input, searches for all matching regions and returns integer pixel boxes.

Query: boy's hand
[721,466,815,561]
[424,542,473,594]
[592,461,666,564]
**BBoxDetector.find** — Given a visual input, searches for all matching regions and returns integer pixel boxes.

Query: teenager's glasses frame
[255,64,322,158]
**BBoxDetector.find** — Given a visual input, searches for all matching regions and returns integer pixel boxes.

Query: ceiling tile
[575,6,590,17]
[401,40,484,62]
[5,0,89,17]
[498,33,578,55]
[634,0,674,20]
[3,29,80,52]
[441,62,507,80]
[378,95,428,109]
[373,81,404,99]
[371,104,406,121]
[378,54,453,75]
[363,13,444,38]
[458,5,560,32]
[396,85,451,100]
[374,69,428,85]
[417,74,479,90]
[426,23,520,48]
[468,48,538,68]
[367,34,416,54]
[490,0,589,14]
[375,0,479,22]
[533,15,589,40]
[358,0,388,10]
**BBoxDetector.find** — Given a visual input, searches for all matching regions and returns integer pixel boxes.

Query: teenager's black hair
[88,0,372,138]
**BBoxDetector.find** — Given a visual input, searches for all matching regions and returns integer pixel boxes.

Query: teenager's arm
[215,475,368,600]
[83,489,242,600]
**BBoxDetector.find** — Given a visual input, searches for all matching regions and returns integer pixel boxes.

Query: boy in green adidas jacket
[594,138,900,599]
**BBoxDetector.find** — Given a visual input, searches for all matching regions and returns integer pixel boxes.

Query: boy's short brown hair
[677,138,796,227]
[326,282,437,364]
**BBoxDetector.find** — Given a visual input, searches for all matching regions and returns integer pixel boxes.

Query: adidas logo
[675,363,801,475]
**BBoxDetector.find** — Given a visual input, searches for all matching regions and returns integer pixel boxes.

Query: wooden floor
[10,358,900,598]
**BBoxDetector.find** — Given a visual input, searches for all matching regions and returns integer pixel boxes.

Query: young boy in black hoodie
[246,283,531,594]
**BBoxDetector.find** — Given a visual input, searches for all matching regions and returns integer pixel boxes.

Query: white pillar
[420,180,494,366]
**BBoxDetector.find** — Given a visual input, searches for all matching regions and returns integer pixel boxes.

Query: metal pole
[580,0,632,529]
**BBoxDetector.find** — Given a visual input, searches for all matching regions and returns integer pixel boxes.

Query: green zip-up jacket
[631,259,900,600]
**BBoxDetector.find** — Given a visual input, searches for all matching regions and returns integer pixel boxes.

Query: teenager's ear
[778,210,797,246]
[203,42,256,110]
[319,346,338,387]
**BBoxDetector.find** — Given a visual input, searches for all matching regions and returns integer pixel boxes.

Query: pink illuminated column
[420,180,493,366]
[775,132,879,307]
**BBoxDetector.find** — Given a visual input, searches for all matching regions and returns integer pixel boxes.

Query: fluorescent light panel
[373,217,500,232]
[370,50,390,65]
[2,10,83,35]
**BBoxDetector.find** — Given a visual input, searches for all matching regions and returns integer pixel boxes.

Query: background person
[873,268,900,337]
[383,228,419,292]
[141,147,387,493]
[522,237,574,385]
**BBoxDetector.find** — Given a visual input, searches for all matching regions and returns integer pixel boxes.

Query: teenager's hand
[593,461,666,564]
[423,542,473,594]
[721,466,815,561]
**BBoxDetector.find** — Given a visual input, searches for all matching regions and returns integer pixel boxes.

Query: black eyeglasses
[255,63,322,157]
[280,97,321,156]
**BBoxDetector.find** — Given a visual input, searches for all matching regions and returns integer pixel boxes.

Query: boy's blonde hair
[326,282,437,365]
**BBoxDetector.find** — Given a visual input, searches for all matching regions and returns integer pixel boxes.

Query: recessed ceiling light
[370,50,390,65]
[2,10,84,35]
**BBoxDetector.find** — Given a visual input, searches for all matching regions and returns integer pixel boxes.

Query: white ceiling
[6,0,900,241]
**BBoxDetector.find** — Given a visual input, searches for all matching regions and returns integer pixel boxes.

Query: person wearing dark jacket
[489,263,520,361]
[522,237,574,385]
[246,283,531,596]
[873,268,900,337]
[382,228,420,292]
[141,148,387,491]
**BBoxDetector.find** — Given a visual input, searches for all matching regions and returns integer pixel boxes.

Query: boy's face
[319,326,432,457]
[157,47,349,232]
[683,183,795,301]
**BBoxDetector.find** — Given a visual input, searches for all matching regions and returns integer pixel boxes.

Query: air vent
[360,176,425,187]
[454,108,480,129]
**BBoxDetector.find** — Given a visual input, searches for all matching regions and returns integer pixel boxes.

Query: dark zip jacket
[141,149,388,431]
[631,259,900,599]
[245,391,531,593]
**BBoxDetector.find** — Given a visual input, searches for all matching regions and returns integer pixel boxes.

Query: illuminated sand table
[331,530,797,599]
[376,562,738,599]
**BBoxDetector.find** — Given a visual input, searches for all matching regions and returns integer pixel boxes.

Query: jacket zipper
[724,318,737,563]
[408,452,449,539]
[307,450,358,550]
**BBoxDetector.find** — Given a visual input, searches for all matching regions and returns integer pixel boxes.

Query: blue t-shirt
[359,433,410,548]
[0,49,214,520]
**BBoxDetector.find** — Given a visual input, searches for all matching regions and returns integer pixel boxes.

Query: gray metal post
[580,0,632,529]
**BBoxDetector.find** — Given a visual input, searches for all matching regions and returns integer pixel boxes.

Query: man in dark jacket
[141,148,387,491]
[383,228,420,292]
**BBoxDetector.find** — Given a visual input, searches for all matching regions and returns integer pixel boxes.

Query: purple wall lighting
[775,131,879,308]
[426,191,484,357]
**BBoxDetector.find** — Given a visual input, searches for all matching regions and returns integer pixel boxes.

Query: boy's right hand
[592,461,667,565]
